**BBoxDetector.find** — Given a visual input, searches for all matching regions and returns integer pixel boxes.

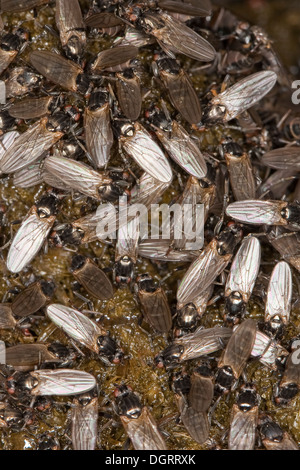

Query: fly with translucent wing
[228,384,259,451]
[215,319,257,394]
[136,274,172,334]
[84,88,114,168]
[0,28,28,76]
[152,53,202,126]
[147,105,207,179]
[46,304,123,365]
[224,236,261,325]
[56,0,86,62]
[205,71,277,123]
[221,141,256,201]
[114,385,167,451]
[71,390,98,451]
[43,155,123,201]
[226,199,300,231]
[6,369,97,396]
[71,255,114,301]
[30,50,90,94]
[138,10,216,62]
[177,223,243,306]
[264,261,292,337]
[0,116,66,174]
[155,326,232,368]
[114,120,173,183]
[6,191,61,274]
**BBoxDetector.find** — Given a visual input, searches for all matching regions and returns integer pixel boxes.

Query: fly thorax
[23,374,39,392]
[47,112,70,132]
[259,418,284,443]
[236,387,258,411]
[222,142,243,157]
[1,33,21,51]
[40,280,55,297]
[172,373,191,396]
[78,393,93,407]
[176,304,198,330]
[97,335,122,363]
[89,89,109,111]
[225,292,245,323]
[76,73,90,95]
[138,274,156,293]
[65,36,85,62]
[117,391,142,419]
[276,382,298,405]
[98,182,124,202]
[207,105,226,123]
[71,254,86,272]
[281,203,300,229]
[155,344,184,368]
[37,194,59,218]
[215,366,234,394]
[157,57,180,75]
[115,256,134,284]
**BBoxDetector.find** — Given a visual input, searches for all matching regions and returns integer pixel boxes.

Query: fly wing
[11,282,46,317]
[179,326,233,361]
[13,162,44,188]
[30,51,82,92]
[121,407,167,450]
[56,0,85,35]
[8,96,52,120]
[0,0,48,12]
[84,104,113,168]
[116,216,140,262]
[225,236,261,302]
[30,369,97,396]
[6,344,59,369]
[115,74,142,121]
[226,200,285,225]
[262,147,300,170]
[228,405,258,450]
[177,240,230,305]
[73,203,117,243]
[74,260,114,300]
[71,397,98,450]
[0,118,63,174]
[214,71,277,121]
[138,238,200,262]
[43,156,111,199]
[151,12,216,62]
[7,208,55,273]
[226,154,256,201]
[0,131,20,162]
[130,172,171,208]
[265,261,292,324]
[160,70,202,125]
[189,373,214,412]
[0,304,17,329]
[158,0,212,17]
[251,330,288,370]
[85,12,123,28]
[156,122,207,178]
[267,228,300,272]
[180,403,209,445]
[0,49,17,76]
[139,288,172,333]
[219,319,257,378]
[91,46,138,72]
[46,304,104,352]
[121,123,173,183]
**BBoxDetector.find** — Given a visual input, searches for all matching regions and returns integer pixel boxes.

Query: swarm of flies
[0,0,299,451]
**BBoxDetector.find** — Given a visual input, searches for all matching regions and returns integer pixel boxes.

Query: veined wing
[46,304,104,352]
[7,208,55,273]
[225,236,261,302]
